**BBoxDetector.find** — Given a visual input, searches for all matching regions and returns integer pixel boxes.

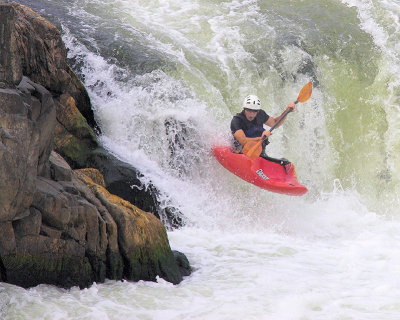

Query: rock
[75,168,106,187]
[76,170,183,284]
[13,208,42,238]
[1,167,120,288]
[53,94,98,168]
[3,235,94,289]
[87,148,184,229]
[0,2,191,289]
[0,74,190,288]
[11,3,95,127]
[49,151,72,181]
[4,0,185,229]
[31,177,72,230]
[18,78,57,176]
[0,3,20,87]
[0,82,51,222]
[173,250,192,277]
[40,224,62,239]
[0,221,16,256]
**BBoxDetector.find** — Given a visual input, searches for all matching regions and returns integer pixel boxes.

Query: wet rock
[76,170,184,284]
[0,81,52,222]
[49,151,73,182]
[0,2,191,289]
[87,148,184,229]
[12,208,42,238]
[11,2,95,127]
[53,94,98,168]
[173,250,192,277]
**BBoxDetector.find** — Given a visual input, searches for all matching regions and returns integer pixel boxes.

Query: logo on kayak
[255,169,269,180]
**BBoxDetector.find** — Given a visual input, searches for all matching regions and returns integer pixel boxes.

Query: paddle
[243,81,312,159]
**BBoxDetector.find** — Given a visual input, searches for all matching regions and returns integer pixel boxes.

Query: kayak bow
[213,146,307,196]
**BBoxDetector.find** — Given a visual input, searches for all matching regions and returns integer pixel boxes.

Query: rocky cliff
[0,1,190,288]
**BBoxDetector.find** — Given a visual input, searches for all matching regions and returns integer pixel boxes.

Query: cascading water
[2,0,400,319]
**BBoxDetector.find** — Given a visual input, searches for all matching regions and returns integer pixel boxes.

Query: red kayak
[213,146,308,196]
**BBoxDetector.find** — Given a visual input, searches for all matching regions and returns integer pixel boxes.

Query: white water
[2,0,400,319]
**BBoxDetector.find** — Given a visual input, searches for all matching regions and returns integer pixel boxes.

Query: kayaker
[230,95,295,156]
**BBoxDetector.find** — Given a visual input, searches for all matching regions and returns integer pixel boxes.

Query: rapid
[2,0,400,319]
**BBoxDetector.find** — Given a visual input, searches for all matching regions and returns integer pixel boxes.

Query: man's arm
[264,103,296,128]
[233,129,263,147]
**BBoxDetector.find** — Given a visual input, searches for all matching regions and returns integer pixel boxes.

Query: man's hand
[262,131,272,139]
[286,102,296,112]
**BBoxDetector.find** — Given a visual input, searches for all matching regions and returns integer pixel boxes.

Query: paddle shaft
[263,100,298,145]
[269,100,298,133]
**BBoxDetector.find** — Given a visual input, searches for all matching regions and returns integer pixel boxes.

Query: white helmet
[243,95,261,110]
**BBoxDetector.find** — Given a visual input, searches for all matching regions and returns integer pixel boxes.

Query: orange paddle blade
[296,81,312,103]
[243,139,263,159]
[242,140,257,155]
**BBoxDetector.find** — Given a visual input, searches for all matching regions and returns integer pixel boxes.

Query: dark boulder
[173,250,192,277]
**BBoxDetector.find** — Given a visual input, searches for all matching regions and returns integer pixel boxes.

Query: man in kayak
[230,95,295,157]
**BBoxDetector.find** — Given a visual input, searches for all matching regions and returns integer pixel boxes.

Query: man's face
[244,108,259,121]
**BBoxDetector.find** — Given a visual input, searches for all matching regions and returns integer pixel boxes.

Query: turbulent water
[2,0,400,319]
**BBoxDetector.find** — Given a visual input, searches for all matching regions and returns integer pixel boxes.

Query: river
[2,0,400,319]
